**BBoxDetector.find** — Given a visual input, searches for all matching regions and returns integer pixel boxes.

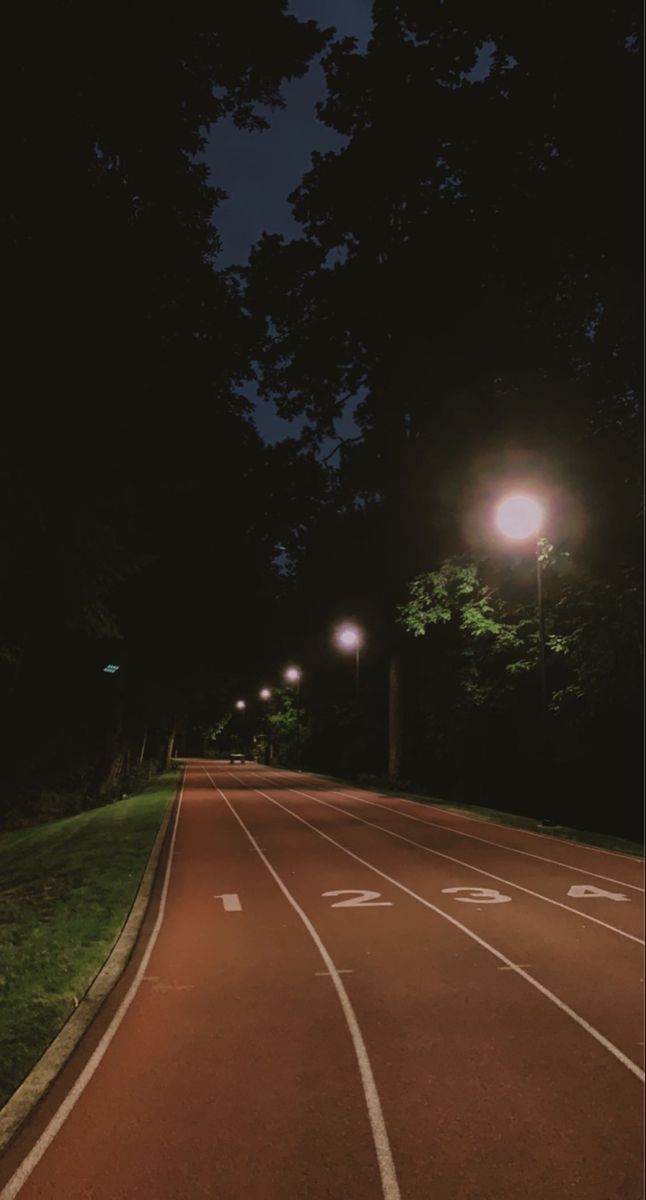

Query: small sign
[103,664,120,674]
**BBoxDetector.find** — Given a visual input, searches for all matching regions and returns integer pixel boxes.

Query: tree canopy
[1,3,641,838]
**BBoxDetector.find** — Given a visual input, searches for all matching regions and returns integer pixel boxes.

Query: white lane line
[248,772,644,947]
[260,765,644,865]
[263,767,645,889]
[234,773,645,1084]
[202,769,401,1200]
[326,789,644,893]
[316,970,353,976]
[0,768,188,1200]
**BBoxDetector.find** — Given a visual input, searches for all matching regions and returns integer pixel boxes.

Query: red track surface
[1,760,643,1199]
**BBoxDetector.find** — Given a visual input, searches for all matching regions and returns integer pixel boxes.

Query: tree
[0,5,331,817]
[246,0,642,791]
[399,549,643,833]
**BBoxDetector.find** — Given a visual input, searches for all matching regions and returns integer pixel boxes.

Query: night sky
[203,0,372,446]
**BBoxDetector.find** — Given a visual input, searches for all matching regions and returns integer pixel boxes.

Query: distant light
[260,688,271,700]
[285,667,301,683]
[495,494,543,540]
[235,700,246,711]
[336,624,361,650]
[103,664,119,674]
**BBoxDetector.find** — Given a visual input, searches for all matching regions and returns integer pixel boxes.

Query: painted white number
[213,893,242,911]
[442,886,512,904]
[323,889,393,908]
[567,884,629,902]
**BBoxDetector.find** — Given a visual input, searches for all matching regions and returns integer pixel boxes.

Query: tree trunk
[138,727,148,766]
[164,725,176,770]
[388,649,403,785]
[96,693,125,799]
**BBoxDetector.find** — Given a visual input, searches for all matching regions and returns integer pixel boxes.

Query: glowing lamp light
[235,700,246,711]
[336,624,361,650]
[495,494,543,540]
[259,688,271,701]
[285,667,301,683]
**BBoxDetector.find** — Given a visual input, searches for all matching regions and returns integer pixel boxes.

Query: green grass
[310,771,644,858]
[0,772,178,1108]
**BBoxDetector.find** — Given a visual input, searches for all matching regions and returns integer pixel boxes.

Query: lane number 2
[442,886,512,904]
[322,889,393,908]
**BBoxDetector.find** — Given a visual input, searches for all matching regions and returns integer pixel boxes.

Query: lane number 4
[567,884,629,902]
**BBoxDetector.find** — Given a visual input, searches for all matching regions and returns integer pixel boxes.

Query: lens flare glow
[495,494,543,540]
[336,624,361,649]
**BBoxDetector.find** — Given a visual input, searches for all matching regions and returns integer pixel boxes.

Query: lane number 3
[442,886,512,904]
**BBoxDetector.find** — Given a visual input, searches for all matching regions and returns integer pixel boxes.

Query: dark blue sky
[203,1,373,445]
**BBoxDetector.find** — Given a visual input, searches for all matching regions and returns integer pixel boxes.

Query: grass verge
[0,771,178,1108]
[304,770,644,858]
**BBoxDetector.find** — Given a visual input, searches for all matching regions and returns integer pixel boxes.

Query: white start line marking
[315,969,353,976]
[213,885,633,913]
[213,893,243,911]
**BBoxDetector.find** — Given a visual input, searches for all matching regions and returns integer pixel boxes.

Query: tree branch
[320,434,364,464]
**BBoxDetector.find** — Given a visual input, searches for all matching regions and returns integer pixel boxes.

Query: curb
[0,774,181,1153]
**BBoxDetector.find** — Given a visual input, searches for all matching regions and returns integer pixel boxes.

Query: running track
[1,760,643,1199]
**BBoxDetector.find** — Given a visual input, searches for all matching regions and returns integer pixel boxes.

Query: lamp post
[235,699,246,755]
[335,624,362,697]
[284,667,302,769]
[259,688,272,763]
[495,494,547,717]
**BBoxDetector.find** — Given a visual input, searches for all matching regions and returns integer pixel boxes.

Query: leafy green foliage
[401,557,535,712]
[266,686,311,767]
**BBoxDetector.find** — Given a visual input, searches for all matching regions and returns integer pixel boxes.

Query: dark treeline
[1,4,329,820]
[1,3,642,839]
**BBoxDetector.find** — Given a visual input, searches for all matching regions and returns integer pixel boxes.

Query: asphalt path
[1,760,643,1199]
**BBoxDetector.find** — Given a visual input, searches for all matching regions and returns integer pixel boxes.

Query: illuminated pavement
[1,761,643,1199]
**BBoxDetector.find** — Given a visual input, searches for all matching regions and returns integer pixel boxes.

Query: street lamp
[259,688,272,763]
[235,700,246,711]
[495,493,547,716]
[284,667,302,769]
[335,624,362,694]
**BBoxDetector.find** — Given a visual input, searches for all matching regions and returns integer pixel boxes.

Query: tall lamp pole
[235,699,246,755]
[335,624,362,699]
[536,540,547,719]
[284,667,302,769]
[260,688,272,763]
[495,494,547,716]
